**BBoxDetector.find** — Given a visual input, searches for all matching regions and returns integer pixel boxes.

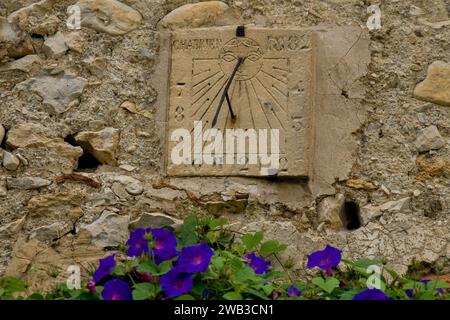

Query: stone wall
[0,0,449,290]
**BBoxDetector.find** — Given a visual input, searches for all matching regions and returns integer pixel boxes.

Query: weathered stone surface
[64,32,85,53]
[129,212,181,230]
[310,26,370,196]
[29,222,68,242]
[75,127,120,165]
[111,175,143,195]
[26,192,84,240]
[0,17,34,59]
[80,210,129,247]
[159,1,229,30]
[0,215,25,235]
[0,54,42,73]
[0,124,5,145]
[317,194,345,230]
[414,125,446,152]
[360,197,411,225]
[416,155,450,180]
[7,177,51,190]
[346,178,377,190]
[414,61,450,107]
[4,234,105,292]
[76,0,142,36]
[2,150,20,171]
[6,123,83,169]
[42,31,68,57]
[0,178,7,197]
[83,56,107,78]
[16,71,87,114]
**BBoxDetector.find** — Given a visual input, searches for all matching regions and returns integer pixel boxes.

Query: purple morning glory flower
[101,279,132,300]
[177,243,214,273]
[287,285,302,298]
[160,268,193,298]
[307,245,342,272]
[93,254,116,283]
[150,228,178,263]
[352,288,393,300]
[406,289,414,298]
[126,228,150,257]
[243,252,271,275]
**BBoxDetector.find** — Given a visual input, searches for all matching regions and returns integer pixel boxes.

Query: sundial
[165,26,314,178]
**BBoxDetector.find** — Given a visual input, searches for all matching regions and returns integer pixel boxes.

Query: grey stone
[111,175,144,196]
[16,71,87,114]
[129,212,181,230]
[414,125,446,152]
[6,177,51,190]
[2,150,20,171]
[0,55,42,73]
[29,222,68,242]
[360,197,411,226]
[76,0,142,36]
[42,31,68,57]
[80,211,129,248]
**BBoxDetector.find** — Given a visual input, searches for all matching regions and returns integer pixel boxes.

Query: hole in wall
[64,134,101,170]
[341,89,349,98]
[340,200,361,230]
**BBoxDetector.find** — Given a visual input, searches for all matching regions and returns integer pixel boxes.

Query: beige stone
[6,123,83,167]
[64,32,85,53]
[129,212,182,230]
[0,17,34,59]
[75,127,120,165]
[416,155,450,180]
[75,0,142,36]
[159,1,230,30]
[346,178,377,190]
[27,191,84,220]
[5,234,105,293]
[414,61,450,107]
[317,194,345,230]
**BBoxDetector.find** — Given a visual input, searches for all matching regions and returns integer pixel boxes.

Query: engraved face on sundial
[219,38,264,80]
[166,27,314,178]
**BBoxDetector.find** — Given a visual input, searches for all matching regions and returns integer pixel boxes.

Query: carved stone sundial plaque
[165,27,314,177]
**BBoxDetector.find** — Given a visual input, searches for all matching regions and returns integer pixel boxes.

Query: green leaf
[223,292,243,300]
[137,262,158,274]
[208,218,227,229]
[174,294,195,300]
[234,267,258,284]
[179,215,198,246]
[426,280,449,291]
[242,232,263,251]
[0,277,27,293]
[157,261,172,275]
[111,266,125,276]
[312,277,340,294]
[0,288,4,297]
[132,283,155,300]
[260,240,287,256]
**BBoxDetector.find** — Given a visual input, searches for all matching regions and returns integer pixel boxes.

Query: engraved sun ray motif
[191,38,289,134]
